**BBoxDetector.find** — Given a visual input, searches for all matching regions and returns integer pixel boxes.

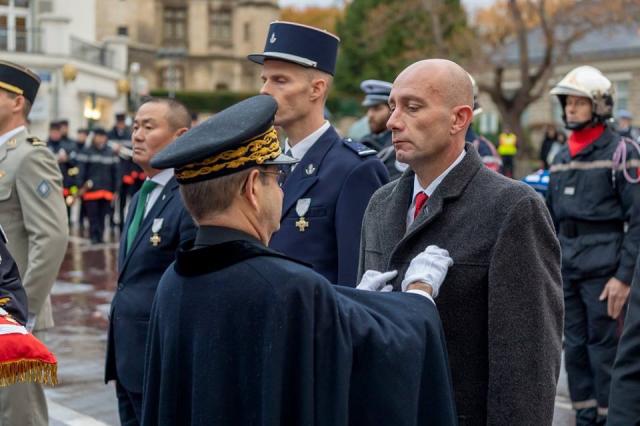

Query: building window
[613,80,630,112]
[160,66,184,92]
[0,0,30,52]
[163,7,187,47]
[117,26,128,36]
[243,22,251,42]
[209,7,232,43]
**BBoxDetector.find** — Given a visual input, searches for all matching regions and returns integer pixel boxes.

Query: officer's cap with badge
[151,95,298,183]
[360,80,392,108]
[248,21,340,76]
[0,60,40,104]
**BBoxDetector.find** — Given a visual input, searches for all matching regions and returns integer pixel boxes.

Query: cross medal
[295,198,311,232]
[150,218,164,246]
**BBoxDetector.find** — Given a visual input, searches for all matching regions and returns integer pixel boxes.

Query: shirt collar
[412,150,466,200]
[284,121,330,160]
[0,126,26,148]
[149,168,174,187]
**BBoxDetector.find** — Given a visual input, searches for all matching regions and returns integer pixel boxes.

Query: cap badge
[270,33,277,44]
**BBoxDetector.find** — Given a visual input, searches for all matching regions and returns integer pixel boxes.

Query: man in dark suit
[105,97,197,426]
[608,257,640,425]
[248,21,388,287]
[358,59,564,425]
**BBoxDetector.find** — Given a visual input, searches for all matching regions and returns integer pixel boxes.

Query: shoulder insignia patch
[342,139,377,157]
[36,180,51,198]
[27,137,46,147]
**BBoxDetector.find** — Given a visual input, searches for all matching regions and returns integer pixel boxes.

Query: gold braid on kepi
[175,127,281,183]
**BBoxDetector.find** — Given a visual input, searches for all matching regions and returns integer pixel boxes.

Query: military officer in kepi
[0,60,68,426]
[248,21,389,286]
[141,94,457,426]
[359,79,406,180]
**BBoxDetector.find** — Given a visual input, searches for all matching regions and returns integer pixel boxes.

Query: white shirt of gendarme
[0,126,26,148]
[406,149,466,228]
[284,121,331,170]
[143,168,174,218]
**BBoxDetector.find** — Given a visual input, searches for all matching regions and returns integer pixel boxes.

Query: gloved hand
[401,245,453,298]
[356,270,398,292]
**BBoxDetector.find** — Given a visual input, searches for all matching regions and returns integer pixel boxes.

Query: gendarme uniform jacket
[546,127,640,283]
[0,128,68,330]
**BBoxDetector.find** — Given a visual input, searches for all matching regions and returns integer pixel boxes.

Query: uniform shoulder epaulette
[26,137,46,147]
[342,138,377,157]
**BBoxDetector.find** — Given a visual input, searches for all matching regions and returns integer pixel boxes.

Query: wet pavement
[42,229,576,425]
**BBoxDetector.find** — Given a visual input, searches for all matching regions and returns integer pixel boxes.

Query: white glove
[356,270,397,292]
[401,245,453,298]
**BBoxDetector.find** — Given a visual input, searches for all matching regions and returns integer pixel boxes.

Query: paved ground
[41,229,576,425]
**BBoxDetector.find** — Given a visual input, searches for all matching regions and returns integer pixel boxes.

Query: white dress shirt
[284,121,331,170]
[406,150,466,228]
[0,126,26,148]
[144,168,174,218]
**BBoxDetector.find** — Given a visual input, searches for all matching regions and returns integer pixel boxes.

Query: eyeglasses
[259,168,287,187]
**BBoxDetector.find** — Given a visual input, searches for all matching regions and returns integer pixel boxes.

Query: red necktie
[413,192,429,220]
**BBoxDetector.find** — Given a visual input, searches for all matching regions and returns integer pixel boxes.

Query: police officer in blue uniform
[359,79,406,180]
[248,22,389,287]
[546,66,640,426]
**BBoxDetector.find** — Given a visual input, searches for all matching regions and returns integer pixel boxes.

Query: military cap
[360,79,393,107]
[151,95,298,183]
[0,60,41,104]
[115,113,126,121]
[49,122,61,130]
[617,109,633,120]
[248,21,340,76]
[92,127,107,136]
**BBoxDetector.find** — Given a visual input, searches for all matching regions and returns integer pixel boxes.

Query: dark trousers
[85,199,111,243]
[501,155,514,178]
[564,275,619,425]
[116,381,142,426]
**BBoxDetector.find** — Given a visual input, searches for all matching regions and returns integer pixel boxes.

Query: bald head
[394,59,473,110]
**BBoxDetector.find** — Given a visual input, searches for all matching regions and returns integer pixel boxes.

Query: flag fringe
[0,359,57,387]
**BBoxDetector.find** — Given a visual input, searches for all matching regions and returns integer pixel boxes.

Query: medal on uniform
[295,198,311,232]
[150,218,164,246]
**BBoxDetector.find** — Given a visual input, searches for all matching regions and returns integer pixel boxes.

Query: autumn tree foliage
[280,6,343,34]
[335,0,470,93]
[473,0,640,151]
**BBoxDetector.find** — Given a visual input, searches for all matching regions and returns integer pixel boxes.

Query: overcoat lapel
[280,127,338,218]
[398,144,483,246]
[119,178,178,278]
[118,193,138,268]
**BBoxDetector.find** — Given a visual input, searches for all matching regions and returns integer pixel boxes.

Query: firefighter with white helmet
[546,65,640,426]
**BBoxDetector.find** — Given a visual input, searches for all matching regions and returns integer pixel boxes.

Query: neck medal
[150,218,164,246]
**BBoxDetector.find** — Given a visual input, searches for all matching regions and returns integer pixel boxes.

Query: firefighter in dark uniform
[358,79,406,180]
[47,121,79,222]
[78,128,119,243]
[74,128,89,230]
[465,73,501,173]
[108,113,138,232]
[546,65,640,426]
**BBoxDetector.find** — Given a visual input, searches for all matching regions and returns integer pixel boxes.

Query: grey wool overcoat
[358,144,564,426]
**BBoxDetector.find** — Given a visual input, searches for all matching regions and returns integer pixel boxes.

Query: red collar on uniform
[568,124,605,157]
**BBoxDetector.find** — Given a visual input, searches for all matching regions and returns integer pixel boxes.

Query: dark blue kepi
[150,95,297,183]
[248,21,340,76]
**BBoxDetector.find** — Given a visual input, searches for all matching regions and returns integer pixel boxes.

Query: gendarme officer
[249,22,389,286]
[0,60,68,426]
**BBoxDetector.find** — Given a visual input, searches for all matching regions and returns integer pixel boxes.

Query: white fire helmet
[468,73,483,116]
[550,65,614,130]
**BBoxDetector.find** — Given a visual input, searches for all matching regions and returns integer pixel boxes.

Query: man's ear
[12,95,25,116]
[242,169,262,211]
[450,105,474,136]
[174,127,189,138]
[310,78,327,102]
